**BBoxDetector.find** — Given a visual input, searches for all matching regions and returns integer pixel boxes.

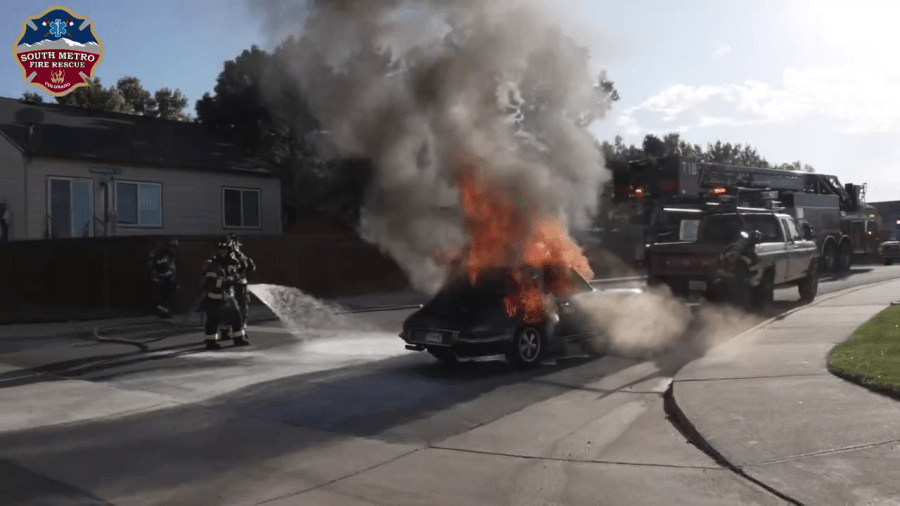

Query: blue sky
[2,1,898,201]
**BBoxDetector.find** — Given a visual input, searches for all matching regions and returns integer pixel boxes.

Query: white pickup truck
[646,210,820,307]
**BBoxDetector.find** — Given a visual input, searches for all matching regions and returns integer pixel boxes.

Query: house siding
[0,134,25,240]
[25,157,281,240]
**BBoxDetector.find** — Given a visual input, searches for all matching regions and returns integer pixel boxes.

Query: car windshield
[427,264,592,312]
[698,214,783,244]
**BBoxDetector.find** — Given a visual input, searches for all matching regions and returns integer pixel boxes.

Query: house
[0,96,281,241]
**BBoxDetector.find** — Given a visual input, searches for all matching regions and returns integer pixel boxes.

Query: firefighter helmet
[216,239,232,256]
[227,233,241,249]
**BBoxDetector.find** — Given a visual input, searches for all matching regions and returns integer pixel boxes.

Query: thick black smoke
[252,0,617,292]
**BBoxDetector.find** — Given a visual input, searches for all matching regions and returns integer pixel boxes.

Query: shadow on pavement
[0,351,634,503]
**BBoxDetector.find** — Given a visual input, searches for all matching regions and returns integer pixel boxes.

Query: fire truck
[597,155,879,273]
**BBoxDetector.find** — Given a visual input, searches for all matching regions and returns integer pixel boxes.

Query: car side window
[755,216,783,243]
[783,219,802,241]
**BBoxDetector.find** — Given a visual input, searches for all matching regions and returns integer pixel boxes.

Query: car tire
[821,243,837,272]
[798,260,818,303]
[837,242,852,272]
[507,325,545,370]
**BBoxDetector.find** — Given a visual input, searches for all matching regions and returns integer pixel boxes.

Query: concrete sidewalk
[672,278,900,505]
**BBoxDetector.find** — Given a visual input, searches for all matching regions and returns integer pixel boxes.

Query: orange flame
[445,150,594,323]
[50,69,65,84]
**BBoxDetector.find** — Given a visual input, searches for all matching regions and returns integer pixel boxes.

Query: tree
[642,134,665,157]
[115,76,154,115]
[662,133,681,156]
[153,88,190,121]
[605,131,816,174]
[54,75,191,120]
[55,76,127,113]
[195,46,276,156]
[21,91,43,103]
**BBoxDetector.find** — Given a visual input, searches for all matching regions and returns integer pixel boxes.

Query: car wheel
[507,325,545,369]
[821,243,836,272]
[837,242,853,272]
[798,260,818,303]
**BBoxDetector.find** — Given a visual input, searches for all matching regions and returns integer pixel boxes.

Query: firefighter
[149,238,179,318]
[717,228,762,305]
[200,239,248,349]
[227,233,256,329]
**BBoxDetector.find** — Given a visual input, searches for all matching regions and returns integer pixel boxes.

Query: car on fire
[399,264,605,369]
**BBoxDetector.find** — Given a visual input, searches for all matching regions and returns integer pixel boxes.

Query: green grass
[828,305,900,395]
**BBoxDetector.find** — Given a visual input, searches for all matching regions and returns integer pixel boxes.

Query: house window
[222,187,261,229]
[48,177,94,238]
[116,180,162,227]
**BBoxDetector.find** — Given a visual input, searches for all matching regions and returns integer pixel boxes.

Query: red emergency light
[712,187,727,195]
[634,187,644,197]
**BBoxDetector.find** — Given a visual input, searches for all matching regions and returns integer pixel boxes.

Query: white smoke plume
[578,285,766,365]
[252,0,617,293]
[577,286,693,359]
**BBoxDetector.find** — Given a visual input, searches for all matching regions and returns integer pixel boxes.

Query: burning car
[399,264,603,368]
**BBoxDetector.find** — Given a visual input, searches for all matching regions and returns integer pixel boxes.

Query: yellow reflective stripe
[232,330,246,337]
[740,255,752,263]
[205,334,218,341]
[207,293,223,299]
[206,272,217,278]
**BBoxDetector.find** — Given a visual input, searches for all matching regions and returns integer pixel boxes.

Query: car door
[781,218,804,280]
[754,215,788,284]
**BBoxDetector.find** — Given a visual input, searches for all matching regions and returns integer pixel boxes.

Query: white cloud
[713,43,731,57]
[618,66,900,135]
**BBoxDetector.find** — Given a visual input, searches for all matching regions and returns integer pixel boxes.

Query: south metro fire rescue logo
[13,6,104,97]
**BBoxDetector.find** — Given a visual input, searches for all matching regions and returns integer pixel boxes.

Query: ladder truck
[599,155,878,273]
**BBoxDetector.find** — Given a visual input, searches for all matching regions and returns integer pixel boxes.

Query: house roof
[0,96,274,176]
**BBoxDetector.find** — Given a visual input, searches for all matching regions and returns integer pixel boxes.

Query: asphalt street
[0,264,898,505]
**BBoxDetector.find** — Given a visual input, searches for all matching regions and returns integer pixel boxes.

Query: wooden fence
[0,234,412,318]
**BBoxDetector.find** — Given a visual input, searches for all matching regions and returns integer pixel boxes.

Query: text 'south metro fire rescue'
[12,5,104,97]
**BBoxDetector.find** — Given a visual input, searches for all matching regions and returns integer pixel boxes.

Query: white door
[48,177,94,238]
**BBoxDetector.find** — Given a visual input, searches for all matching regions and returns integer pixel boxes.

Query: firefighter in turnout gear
[200,240,248,350]
[717,229,762,305]
[149,239,179,318]
[227,233,256,329]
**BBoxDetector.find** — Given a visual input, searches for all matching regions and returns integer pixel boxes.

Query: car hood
[404,301,515,332]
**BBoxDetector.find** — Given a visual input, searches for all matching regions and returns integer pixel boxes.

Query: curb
[667,277,900,504]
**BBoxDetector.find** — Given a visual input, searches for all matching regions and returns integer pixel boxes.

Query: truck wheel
[821,243,837,272]
[798,261,818,303]
[507,325,546,370]
[837,242,852,272]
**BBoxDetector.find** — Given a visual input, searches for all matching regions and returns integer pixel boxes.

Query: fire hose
[89,290,209,351]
